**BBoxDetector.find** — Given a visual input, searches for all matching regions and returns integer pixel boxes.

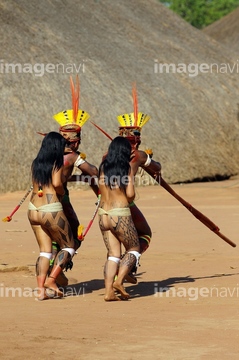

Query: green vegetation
[160,0,239,28]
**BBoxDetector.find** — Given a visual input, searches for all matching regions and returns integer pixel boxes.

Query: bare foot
[113,282,130,299]
[35,288,51,301]
[44,280,64,297]
[104,294,121,302]
[104,288,121,301]
[36,294,51,301]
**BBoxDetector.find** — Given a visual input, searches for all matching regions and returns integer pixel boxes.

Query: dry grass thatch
[203,6,239,52]
[1,0,239,192]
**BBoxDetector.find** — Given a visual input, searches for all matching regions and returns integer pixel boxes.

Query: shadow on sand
[60,271,239,299]
[126,271,239,299]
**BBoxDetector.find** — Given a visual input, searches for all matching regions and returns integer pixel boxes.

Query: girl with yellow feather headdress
[49,76,99,286]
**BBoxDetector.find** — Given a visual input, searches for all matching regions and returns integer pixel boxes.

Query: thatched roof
[1,0,239,192]
[203,7,239,52]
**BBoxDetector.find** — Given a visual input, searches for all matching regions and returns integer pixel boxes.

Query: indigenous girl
[28,132,75,300]
[38,76,99,287]
[98,136,140,301]
[93,85,161,284]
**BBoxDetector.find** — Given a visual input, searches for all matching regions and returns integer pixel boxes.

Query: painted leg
[44,249,72,297]
[49,242,69,287]
[113,252,137,299]
[36,256,51,301]
[44,265,64,297]
[125,235,151,283]
[104,258,121,302]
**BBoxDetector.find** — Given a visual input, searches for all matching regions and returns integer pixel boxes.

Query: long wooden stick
[78,197,101,241]
[143,167,236,248]
[91,121,236,248]
[2,186,33,222]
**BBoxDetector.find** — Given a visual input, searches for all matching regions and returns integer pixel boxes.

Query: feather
[70,75,80,122]
[132,83,138,127]
[36,131,47,136]
[91,121,113,141]
[2,216,12,222]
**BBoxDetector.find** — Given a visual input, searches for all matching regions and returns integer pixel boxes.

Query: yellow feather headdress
[117,84,150,131]
[53,76,90,142]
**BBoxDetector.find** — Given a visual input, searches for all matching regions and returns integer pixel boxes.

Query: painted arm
[126,166,135,203]
[52,167,65,196]
[78,161,99,197]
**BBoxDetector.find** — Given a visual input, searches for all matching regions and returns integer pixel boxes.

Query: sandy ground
[1,178,239,360]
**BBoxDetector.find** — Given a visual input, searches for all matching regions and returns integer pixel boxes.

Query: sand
[1,178,239,359]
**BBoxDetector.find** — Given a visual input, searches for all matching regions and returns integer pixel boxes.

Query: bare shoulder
[137,149,147,157]
[136,149,148,163]
[64,152,78,166]
[63,153,77,178]
[130,149,147,175]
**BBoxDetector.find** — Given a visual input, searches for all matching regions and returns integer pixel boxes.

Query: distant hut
[1,0,239,192]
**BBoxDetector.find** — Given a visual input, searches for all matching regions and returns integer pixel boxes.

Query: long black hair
[32,132,66,186]
[99,136,132,190]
